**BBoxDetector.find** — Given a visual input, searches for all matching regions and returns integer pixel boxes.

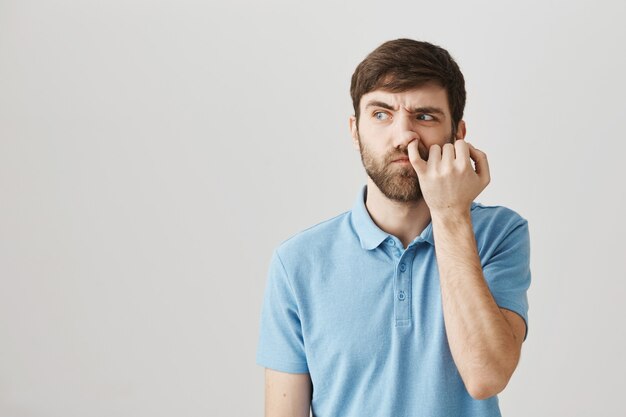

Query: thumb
[468,143,491,186]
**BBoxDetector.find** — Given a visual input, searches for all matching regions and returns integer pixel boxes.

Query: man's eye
[374,111,389,121]
[417,114,434,121]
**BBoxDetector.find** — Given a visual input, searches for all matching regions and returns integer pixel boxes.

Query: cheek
[417,141,430,160]
[418,128,452,146]
[362,141,387,158]
[360,126,390,148]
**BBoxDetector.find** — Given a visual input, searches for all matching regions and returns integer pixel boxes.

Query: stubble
[356,132,455,203]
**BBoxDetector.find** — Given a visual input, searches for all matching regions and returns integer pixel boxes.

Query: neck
[364,178,432,249]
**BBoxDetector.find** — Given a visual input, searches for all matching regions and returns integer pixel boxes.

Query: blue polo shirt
[256,185,531,417]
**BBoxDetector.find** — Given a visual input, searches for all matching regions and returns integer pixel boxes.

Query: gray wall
[1,0,624,416]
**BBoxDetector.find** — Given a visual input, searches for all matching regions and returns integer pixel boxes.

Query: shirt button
[398,291,406,301]
[388,239,395,246]
[399,263,406,272]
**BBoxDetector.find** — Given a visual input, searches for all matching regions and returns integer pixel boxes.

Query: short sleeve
[482,219,532,341]
[256,249,309,373]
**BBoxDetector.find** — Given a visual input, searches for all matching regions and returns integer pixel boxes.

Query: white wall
[1,0,624,415]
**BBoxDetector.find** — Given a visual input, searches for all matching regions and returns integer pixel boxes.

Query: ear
[455,120,467,140]
[349,115,360,151]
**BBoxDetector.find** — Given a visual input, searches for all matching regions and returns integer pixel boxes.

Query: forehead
[360,83,450,113]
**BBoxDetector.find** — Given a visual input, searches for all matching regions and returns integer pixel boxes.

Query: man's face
[349,83,465,202]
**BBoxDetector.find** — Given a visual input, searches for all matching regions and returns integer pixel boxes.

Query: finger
[454,139,470,161]
[417,138,430,161]
[428,144,442,166]
[468,143,491,185]
[441,143,455,164]
[408,138,427,174]
[454,140,472,171]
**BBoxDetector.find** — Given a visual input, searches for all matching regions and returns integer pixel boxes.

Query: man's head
[349,39,467,202]
[350,38,466,136]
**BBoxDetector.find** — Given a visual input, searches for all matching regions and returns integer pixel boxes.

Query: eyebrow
[364,100,446,116]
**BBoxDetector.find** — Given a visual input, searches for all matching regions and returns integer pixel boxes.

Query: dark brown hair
[350,38,466,134]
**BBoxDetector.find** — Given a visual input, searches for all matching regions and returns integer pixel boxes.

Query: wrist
[429,206,472,223]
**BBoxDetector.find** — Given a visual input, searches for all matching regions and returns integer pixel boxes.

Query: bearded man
[256,38,531,417]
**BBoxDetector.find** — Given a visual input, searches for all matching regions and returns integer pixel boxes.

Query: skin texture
[265,83,527,414]
[264,368,312,417]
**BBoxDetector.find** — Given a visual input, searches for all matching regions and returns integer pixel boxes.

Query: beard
[357,132,455,203]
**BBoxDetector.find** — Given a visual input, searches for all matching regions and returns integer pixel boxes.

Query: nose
[392,112,419,149]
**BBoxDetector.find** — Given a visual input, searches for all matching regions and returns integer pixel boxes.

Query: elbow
[466,380,505,400]
[464,350,520,400]
[465,369,512,400]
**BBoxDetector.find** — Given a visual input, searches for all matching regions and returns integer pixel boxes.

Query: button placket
[394,254,412,326]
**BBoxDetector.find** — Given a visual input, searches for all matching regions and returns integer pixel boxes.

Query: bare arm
[265,368,312,417]
[431,211,526,400]
[408,139,527,400]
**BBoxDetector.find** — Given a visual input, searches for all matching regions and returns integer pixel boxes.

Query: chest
[295,247,446,365]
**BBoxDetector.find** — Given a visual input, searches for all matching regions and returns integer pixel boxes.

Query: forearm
[431,209,519,399]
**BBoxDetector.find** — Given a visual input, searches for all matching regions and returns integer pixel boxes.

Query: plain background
[1,0,625,416]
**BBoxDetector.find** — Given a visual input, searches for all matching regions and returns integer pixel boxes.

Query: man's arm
[430,211,526,400]
[408,139,527,399]
[265,368,312,417]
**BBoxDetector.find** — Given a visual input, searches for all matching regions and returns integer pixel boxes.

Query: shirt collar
[351,185,435,250]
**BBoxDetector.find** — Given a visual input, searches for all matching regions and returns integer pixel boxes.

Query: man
[256,38,531,417]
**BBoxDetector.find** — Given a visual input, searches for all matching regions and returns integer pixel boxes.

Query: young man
[256,38,531,417]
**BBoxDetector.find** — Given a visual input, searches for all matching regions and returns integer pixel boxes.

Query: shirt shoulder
[471,201,528,232]
[470,201,530,253]
[274,210,354,265]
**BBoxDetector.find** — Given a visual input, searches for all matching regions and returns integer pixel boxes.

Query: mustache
[386,147,423,163]
[388,136,455,163]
